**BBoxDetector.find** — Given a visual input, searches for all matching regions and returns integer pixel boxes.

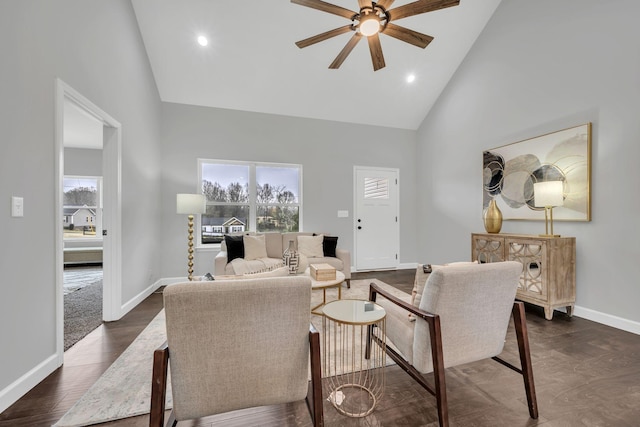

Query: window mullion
[249,164,257,232]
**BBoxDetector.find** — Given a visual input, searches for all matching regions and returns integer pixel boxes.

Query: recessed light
[197,36,208,47]
[406,74,416,83]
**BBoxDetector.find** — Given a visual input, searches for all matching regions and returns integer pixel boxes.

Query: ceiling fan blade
[382,23,433,48]
[376,0,396,10]
[329,33,362,69]
[367,33,386,71]
[291,0,357,19]
[388,0,459,21]
[295,25,354,48]
[357,0,371,9]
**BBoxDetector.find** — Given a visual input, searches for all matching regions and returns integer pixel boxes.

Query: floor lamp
[176,193,206,281]
[533,181,564,237]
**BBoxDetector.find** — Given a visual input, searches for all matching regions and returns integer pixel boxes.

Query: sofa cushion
[297,235,324,258]
[243,234,267,260]
[225,235,245,263]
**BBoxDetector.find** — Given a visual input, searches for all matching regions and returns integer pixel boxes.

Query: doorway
[55,79,122,363]
[353,166,400,271]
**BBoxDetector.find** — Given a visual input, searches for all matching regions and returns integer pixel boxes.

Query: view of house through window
[63,176,102,240]
[200,160,301,244]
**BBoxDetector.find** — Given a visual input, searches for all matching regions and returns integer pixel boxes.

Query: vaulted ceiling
[131,0,502,130]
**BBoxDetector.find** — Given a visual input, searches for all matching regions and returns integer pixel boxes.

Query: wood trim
[307,324,324,427]
[149,342,169,427]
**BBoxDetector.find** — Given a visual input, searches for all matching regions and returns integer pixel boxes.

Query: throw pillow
[243,234,267,260]
[297,235,324,258]
[224,235,245,263]
[322,236,338,257]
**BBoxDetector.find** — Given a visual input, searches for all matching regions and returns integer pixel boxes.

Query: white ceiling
[131,0,501,130]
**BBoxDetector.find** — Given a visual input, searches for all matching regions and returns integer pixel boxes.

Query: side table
[322,299,386,417]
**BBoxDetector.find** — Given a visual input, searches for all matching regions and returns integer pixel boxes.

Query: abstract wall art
[483,123,591,221]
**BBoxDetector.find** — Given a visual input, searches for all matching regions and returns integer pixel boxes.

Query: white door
[354,167,399,270]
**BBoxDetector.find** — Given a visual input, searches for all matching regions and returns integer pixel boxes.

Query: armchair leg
[512,302,539,419]
[345,278,351,289]
[150,343,170,427]
[428,315,449,427]
[307,325,324,427]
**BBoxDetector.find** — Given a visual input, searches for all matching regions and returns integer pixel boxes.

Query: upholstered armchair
[150,276,323,427]
[368,261,538,427]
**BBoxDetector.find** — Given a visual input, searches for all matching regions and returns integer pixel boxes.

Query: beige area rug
[53,278,407,427]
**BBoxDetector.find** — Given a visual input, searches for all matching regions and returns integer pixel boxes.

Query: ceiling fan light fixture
[359,16,380,37]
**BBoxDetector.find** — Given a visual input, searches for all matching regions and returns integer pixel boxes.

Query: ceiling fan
[292,0,460,71]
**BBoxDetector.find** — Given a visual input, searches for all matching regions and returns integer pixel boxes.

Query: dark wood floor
[2,269,640,426]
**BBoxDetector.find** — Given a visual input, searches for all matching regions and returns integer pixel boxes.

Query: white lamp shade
[176,193,206,214]
[533,181,564,207]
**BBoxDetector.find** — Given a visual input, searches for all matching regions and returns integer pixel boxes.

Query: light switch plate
[11,196,24,217]
[337,210,349,218]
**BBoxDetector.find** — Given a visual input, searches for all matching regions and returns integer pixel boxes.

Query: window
[63,176,102,240]
[199,159,302,245]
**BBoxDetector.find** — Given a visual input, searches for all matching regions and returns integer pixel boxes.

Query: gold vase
[484,199,503,234]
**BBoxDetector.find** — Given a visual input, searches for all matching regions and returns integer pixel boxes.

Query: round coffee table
[304,268,346,316]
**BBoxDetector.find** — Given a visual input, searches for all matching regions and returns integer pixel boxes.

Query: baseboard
[351,262,417,273]
[119,278,165,317]
[574,305,640,336]
[0,353,59,414]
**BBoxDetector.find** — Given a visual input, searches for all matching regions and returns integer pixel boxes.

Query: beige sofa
[214,232,351,286]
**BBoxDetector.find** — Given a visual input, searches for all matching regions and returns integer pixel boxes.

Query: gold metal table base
[310,283,342,316]
[322,300,386,418]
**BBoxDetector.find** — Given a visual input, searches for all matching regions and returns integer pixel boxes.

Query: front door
[354,166,399,271]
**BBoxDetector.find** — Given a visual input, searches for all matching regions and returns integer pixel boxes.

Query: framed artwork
[483,123,591,221]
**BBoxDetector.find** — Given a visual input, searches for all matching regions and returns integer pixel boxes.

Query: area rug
[53,278,407,427]
[64,280,103,351]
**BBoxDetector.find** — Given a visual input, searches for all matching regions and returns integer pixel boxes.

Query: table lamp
[533,181,564,237]
[176,193,206,280]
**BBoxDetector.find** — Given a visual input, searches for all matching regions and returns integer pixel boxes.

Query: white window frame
[197,159,303,249]
[63,175,103,243]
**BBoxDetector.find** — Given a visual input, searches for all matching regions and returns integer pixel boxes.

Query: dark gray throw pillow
[225,235,245,263]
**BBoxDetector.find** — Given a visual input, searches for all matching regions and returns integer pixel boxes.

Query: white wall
[64,148,103,176]
[0,0,162,410]
[417,0,640,325]
[159,102,418,279]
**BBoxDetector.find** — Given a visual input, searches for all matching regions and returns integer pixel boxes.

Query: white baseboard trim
[573,305,640,336]
[352,262,417,273]
[0,353,59,414]
[119,278,165,317]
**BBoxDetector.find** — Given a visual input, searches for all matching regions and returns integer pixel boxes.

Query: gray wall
[416,0,640,323]
[64,148,103,176]
[159,102,418,278]
[0,0,162,405]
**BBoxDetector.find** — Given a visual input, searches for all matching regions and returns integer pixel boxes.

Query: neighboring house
[201,217,246,243]
[63,205,97,229]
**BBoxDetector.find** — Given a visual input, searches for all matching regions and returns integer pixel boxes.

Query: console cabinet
[471,233,576,320]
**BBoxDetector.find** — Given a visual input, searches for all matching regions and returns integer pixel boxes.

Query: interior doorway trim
[54,78,122,363]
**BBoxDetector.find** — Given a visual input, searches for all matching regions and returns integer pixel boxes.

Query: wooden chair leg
[427,315,449,427]
[307,324,324,427]
[512,302,539,419]
[150,342,169,427]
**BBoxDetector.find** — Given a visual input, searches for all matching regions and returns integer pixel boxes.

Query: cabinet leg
[544,307,554,321]
[566,305,574,317]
